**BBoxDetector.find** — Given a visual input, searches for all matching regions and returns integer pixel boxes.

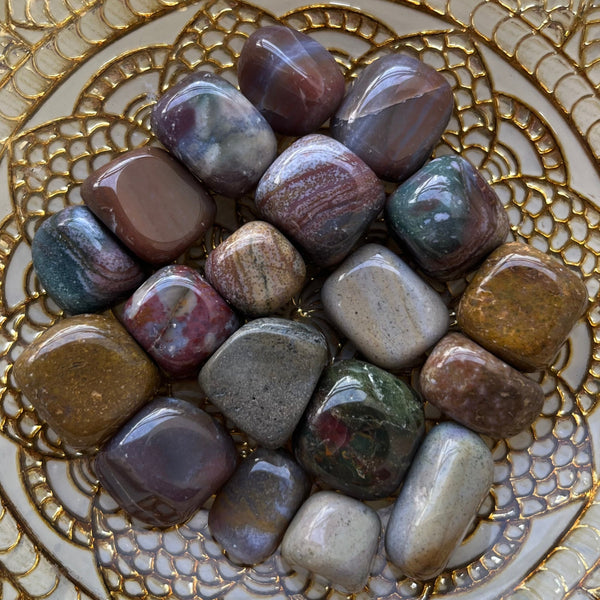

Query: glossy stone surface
[420,333,545,438]
[82,147,216,264]
[205,221,305,316]
[209,448,310,565]
[32,206,145,314]
[322,244,449,369]
[457,242,588,371]
[95,396,238,528]
[255,134,385,267]
[199,318,328,448]
[13,314,159,451]
[295,359,424,499]
[385,422,494,580]
[152,71,277,197]
[117,265,239,378]
[281,491,380,594]
[238,26,345,135]
[386,155,509,280]
[331,54,454,181]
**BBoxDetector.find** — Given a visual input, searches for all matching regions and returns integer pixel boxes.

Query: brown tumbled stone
[457,242,588,371]
[13,314,159,451]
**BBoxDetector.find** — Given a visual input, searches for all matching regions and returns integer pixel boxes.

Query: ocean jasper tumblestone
[294,359,424,500]
[386,155,509,280]
[238,26,345,135]
[199,318,328,448]
[205,221,305,316]
[385,422,494,580]
[457,242,588,371]
[82,147,216,265]
[117,265,239,378]
[95,396,238,528]
[13,314,159,451]
[420,333,545,438]
[322,244,449,369]
[32,205,145,314]
[152,71,277,197]
[209,448,310,565]
[255,134,385,267]
[331,54,453,181]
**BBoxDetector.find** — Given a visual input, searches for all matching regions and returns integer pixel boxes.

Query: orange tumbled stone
[13,314,160,451]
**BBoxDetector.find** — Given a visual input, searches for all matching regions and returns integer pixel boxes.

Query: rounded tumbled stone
[294,359,425,500]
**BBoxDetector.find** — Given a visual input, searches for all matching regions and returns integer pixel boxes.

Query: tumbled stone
[420,333,545,438]
[457,242,588,371]
[205,221,305,316]
[321,244,449,369]
[117,265,239,378]
[95,396,238,528]
[255,134,385,267]
[386,155,509,280]
[385,422,493,580]
[295,359,424,499]
[331,54,453,181]
[238,26,345,135]
[209,448,310,565]
[13,314,159,451]
[281,491,380,594]
[32,205,145,314]
[82,147,216,265]
[152,71,277,197]
[199,318,328,448]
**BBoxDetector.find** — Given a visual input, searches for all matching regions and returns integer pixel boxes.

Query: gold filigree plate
[0,1,599,599]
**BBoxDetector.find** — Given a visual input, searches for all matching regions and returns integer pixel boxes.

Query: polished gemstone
[13,314,159,451]
[331,54,453,181]
[385,422,494,580]
[294,359,424,500]
[321,244,449,369]
[82,147,216,264]
[199,318,328,448]
[95,396,238,528]
[255,134,385,267]
[117,265,239,378]
[152,71,277,197]
[420,333,545,438]
[209,448,310,565]
[32,205,145,314]
[457,242,588,371]
[238,26,345,135]
[281,491,380,594]
[205,221,305,316]
[386,155,509,280]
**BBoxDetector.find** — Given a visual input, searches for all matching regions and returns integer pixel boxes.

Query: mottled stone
[13,314,159,451]
[205,221,305,316]
[209,448,310,565]
[457,242,588,371]
[385,422,493,580]
[199,318,328,448]
[420,333,545,438]
[295,359,424,499]
[281,491,380,594]
[95,396,238,528]
[117,265,239,378]
[386,155,509,280]
[331,54,453,181]
[32,206,145,314]
[238,26,345,135]
[82,147,216,265]
[321,244,449,369]
[255,134,385,267]
[152,71,277,197]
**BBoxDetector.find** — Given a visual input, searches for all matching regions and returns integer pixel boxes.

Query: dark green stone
[293,359,425,500]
